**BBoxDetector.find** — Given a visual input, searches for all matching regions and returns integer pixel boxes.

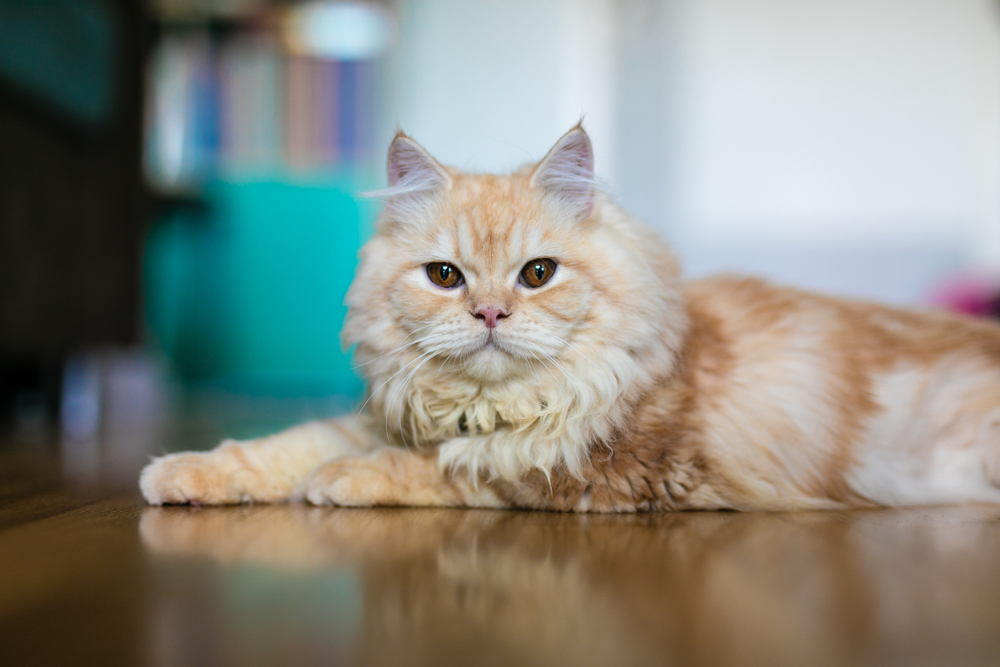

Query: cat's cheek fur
[390,270,480,344]
[518,270,592,330]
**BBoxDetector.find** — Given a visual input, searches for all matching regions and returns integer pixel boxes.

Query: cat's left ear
[531,124,595,217]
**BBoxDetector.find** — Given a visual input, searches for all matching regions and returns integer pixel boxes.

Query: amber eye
[426,262,463,288]
[520,258,558,288]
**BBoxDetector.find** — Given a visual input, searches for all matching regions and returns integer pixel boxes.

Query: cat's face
[344,127,680,388]
[380,173,604,382]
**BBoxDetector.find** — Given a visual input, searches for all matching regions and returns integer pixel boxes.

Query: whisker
[382,336,455,445]
[355,347,436,422]
[395,351,439,446]
[542,352,571,378]
[384,347,439,445]
[350,325,434,369]
[533,353,562,384]
[388,348,437,437]
[533,332,603,375]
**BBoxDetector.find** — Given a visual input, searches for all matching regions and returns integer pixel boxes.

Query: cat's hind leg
[140,417,380,505]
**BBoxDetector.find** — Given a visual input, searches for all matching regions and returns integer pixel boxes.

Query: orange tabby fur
[140,125,1000,511]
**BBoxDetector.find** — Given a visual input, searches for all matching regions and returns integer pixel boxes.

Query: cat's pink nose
[474,306,509,329]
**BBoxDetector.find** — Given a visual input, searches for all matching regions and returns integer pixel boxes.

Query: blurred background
[4,0,1000,480]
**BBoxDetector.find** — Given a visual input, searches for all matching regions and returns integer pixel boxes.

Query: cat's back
[682,273,1000,364]
[671,274,1000,509]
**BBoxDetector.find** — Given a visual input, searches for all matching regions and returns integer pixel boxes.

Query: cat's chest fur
[372,343,661,484]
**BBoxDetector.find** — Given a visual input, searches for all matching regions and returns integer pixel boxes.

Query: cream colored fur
[140,125,1000,511]
[349,199,684,484]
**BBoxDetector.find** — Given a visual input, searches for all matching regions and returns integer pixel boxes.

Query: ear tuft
[530,125,596,217]
[387,132,450,191]
[363,132,451,217]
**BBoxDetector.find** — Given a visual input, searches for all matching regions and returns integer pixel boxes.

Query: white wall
[670,0,1000,244]
[659,0,1000,302]
[384,0,617,178]
[385,0,1000,304]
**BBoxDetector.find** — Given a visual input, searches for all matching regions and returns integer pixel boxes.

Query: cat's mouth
[481,334,510,355]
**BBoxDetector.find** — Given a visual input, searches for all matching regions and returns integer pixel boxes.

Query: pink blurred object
[927,272,1000,317]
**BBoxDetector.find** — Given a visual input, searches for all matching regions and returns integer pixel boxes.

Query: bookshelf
[144,1,391,401]
[146,7,385,188]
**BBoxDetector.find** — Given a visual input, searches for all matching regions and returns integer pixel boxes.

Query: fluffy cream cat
[141,125,1000,511]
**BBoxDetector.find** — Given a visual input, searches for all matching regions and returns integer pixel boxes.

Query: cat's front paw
[300,457,396,507]
[140,444,245,505]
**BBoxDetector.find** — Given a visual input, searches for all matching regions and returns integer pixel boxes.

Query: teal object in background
[145,179,373,400]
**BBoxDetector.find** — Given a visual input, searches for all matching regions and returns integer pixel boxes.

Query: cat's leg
[140,416,382,505]
[300,446,506,509]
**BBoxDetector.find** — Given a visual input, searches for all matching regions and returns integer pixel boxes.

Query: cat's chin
[460,343,527,383]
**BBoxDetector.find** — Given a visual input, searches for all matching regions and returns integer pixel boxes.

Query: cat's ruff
[140,125,1000,512]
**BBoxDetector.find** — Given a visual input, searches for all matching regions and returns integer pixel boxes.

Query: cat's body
[141,126,1000,511]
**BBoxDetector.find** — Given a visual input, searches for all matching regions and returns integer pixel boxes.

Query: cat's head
[343,126,687,444]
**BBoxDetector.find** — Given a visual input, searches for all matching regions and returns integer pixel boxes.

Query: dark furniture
[0,0,150,429]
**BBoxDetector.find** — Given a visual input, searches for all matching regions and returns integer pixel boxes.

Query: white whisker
[395,351,439,446]
[355,346,437,423]
[388,349,436,447]
[351,325,434,369]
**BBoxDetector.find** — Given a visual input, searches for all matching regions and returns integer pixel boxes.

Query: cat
[140,124,1000,511]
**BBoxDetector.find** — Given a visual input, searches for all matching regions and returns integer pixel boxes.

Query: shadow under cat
[139,506,1000,667]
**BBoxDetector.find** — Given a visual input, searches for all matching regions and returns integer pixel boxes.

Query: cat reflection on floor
[142,125,1000,511]
[140,506,1000,666]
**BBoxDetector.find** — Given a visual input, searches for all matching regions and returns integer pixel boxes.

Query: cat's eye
[520,258,558,288]
[426,262,464,289]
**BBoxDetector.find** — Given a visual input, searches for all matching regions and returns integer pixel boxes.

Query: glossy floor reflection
[137,505,1000,667]
[3,448,1000,666]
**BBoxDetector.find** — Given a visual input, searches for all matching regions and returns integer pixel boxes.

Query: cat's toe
[139,453,235,505]
[302,459,391,507]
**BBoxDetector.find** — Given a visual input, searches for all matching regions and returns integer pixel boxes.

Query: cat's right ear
[383,132,452,209]
[531,124,596,218]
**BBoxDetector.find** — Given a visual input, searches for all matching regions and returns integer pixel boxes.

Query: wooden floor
[3,443,1000,667]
